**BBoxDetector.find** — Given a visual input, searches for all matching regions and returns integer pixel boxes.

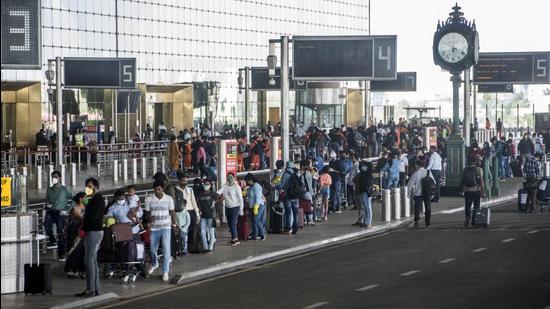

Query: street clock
[433,4,479,73]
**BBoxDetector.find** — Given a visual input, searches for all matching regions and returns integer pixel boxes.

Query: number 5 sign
[1,0,41,69]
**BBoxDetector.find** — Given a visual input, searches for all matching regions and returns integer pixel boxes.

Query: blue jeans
[259,153,266,169]
[84,230,103,292]
[225,207,240,240]
[499,156,509,178]
[330,180,342,211]
[360,192,372,225]
[307,147,317,158]
[44,209,67,257]
[200,218,216,251]
[150,228,171,273]
[386,176,400,189]
[284,199,299,232]
[249,204,266,238]
[430,170,441,201]
[179,228,188,254]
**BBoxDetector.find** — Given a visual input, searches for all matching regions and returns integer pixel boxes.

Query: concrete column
[280,36,290,163]
[392,187,401,220]
[71,163,77,186]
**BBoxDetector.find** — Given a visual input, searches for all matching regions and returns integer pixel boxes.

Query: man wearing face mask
[217,172,244,246]
[76,177,105,297]
[176,173,200,255]
[105,190,132,224]
[45,171,73,261]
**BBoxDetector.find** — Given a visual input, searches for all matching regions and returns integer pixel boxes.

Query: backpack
[462,166,480,188]
[174,187,187,212]
[286,171,305,200]
[421,170,436,197]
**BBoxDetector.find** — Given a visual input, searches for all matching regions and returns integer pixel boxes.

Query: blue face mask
[203,184,211,191]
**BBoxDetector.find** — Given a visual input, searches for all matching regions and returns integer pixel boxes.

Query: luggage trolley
[98,223,145,284]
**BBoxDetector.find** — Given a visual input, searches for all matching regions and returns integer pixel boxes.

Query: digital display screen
[64,58,136,89]
[474,52,550,84]
[1,0,41,69]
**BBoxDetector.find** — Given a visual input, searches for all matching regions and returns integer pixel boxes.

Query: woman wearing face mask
[196,180,220,253]
[216,173,244,246]
[76,177,105,297]
[353,161,374,228]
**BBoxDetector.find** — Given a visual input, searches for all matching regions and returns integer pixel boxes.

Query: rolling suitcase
[518,188,528,212]
[237,209,250,240]
[473,207,491,228]
[111,223,133,242]
[24,232,53,295]
[269,205,284,234]
[297,207,305,229]
[188,224,204,253]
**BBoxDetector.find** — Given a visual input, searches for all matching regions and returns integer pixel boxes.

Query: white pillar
[71,163,77,186]
[132,158,137,180]
[392,187,401,220]
[123,159,128,181]
[37,166,43,190]
[382,189,391,222]
[113,160,119,182]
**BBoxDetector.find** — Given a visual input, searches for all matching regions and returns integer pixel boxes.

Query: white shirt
[217,183,244,210]
[426,151,442,171]
[144,193,174,231]
[407,167,435,197]
[399,154,409,173]
[346,161,360,184]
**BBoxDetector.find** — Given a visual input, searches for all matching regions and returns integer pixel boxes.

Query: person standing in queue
[217,172,244,246]
[75,177,105,297]
[353,161,374,228]
[245,173,267,240]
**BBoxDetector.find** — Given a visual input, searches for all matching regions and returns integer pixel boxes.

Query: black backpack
[174,187,187,212]
[462,166,480,188]
[286,171,305,200]
[421,170,436,197]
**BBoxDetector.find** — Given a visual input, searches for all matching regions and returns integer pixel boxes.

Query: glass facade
[1,0,369,141]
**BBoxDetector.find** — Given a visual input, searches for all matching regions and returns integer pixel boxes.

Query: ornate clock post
[433,3,479,190]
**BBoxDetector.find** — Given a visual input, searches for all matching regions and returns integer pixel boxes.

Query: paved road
[105,203,550,309]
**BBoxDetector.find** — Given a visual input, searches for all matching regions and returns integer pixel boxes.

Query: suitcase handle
[29,230,39,265]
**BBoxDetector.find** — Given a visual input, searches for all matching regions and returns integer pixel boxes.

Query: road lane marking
[438,258,456,264]
[501,238,515,243]
[303,301,329,309]
[472,248,487,252]
[356,284,379,292]
[527,230,540,234]
[400,270,420,276]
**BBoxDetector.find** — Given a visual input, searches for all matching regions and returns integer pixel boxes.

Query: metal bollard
[60,164,66,186]
[37,165,43,190]
[152,157,158,175]
[161,157,166,174]
[48,164,54,186]
[382,189,391,222]
[123,159,128,181]
[392,187,401,220]
[544,162,550,177]
[10,167,15,176]
[401,186,410,218]
[71,163,77,186]
[141,158,147,179]
[132,158,137,180]
[22,166,28,177]
[113,160,119,182]
[97,163,101,177]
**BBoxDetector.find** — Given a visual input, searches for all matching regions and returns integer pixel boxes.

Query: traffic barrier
[132,158,137,180]
[401,186,410,218]
[113,160,119,182]
[71,163,77,186]
[392,187,401,220]
[123,159,128,181]
[382,189,391,222]
[152,157,158,176]
[37,165,42,190]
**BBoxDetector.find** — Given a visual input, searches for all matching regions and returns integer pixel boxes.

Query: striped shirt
[144,193,174,231]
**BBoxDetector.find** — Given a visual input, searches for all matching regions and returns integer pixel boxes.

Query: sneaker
[162,272,169,282]
[46,242,57,249]
[352,221,361,226]
[335,210,342,214]
[260,236,266,241]
[148,264,158,275]
[366,224,372,229]
[309,222,316,226]
[233,240,240,245]
[58,256,67,262]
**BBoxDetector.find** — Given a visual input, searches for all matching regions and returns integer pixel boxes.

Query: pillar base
[445,134,466,188]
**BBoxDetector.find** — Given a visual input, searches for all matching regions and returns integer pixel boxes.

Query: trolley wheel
[121,275,130,284]
[130,275,137,283]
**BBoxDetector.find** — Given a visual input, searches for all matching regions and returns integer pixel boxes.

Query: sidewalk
[1,178,522,309]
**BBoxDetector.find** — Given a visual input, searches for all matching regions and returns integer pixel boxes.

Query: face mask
[85,187,94,196]
[117,199,125,205]
[203,185,211,191]
[227,176,235,184]
[51,178,59,185]
[361,166,368,172]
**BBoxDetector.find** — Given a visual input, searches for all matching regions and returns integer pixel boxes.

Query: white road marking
[501,238,515,243]
[303,301,329,309]
[438,258,456,264]
[527,230,540,234]
[472,248,487,252]
[356,284,379,292]
[400,270,420,276]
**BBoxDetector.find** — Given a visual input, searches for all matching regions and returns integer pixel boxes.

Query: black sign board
[370,72,416,92]
[292,35,397,81]
[251,67,294,90]
[64,58,137,89]
[474,52,550,84]
[477,84,513,93]
[1,0,41,69]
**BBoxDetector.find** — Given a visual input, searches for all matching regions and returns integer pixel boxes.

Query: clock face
[438,32,469,63]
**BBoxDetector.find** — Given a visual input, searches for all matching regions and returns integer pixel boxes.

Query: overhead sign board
[477,84,513,93]
[251,67,340,90]
[473,52,550,84]
[292,35,397,81]
[1,0,41,69]
[370,72,416,92]
[64,57,137,89]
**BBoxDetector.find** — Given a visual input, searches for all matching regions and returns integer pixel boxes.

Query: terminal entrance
[1,81,42,147]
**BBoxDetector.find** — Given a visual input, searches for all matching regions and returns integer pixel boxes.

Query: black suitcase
[24,232,53,295]
[115,240,143,262]
[473,207,491,228]
[511,160,522,177]
[269,206,283,234]
[518,188,528,212]
[171,226,183,256]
